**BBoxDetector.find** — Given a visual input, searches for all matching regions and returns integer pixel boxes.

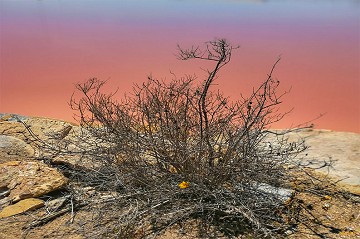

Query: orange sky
[0,0,359,132]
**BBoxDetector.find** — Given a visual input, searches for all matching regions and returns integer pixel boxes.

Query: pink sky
[0,0,359,132]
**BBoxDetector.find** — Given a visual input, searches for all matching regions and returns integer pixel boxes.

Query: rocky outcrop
[0,113,97,169]
[0,161,68,204]
[284,129,360,195]
[0,115,78,219]
[0,113,77,142]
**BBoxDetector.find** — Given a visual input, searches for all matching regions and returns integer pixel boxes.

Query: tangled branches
[57,39,331,238]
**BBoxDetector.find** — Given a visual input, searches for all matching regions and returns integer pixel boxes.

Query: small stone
[254,182,294,202]
[344,227,354,232]
[322,202,331,210]
[0,198,44,218]
[45,196,69,212]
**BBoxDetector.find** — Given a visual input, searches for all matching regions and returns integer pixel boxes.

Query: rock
[0,198,44,218]
[0,135,35,161]
[0,161,68,203]
[254,182,294,202]
[345,227,355,232]
[322,202,331,210]
[0,117,30,142]
[0,113,77,145]
[45,196,69,212]
[0,113,28,122]
[0,114,96,169]
[268,129,360,195]
[300,130,360,195]
[23,117,76,140]
[299,130,359,178]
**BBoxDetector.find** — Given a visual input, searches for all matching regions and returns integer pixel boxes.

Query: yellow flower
[179,181,190,189]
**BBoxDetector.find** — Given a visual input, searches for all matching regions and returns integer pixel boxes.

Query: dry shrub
[32,39,339,238]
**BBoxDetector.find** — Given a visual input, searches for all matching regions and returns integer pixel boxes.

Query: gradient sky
[0,0,359,132]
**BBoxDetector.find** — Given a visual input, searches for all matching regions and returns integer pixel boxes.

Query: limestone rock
[0,161,68,203]
[23,116,76,140]
[0,113,77,144]
[270,129,360,195]
[255,182,293,202]
[0,135,35,161]
[0,113,101,171]
[294,130,359,194]
[0,198,44,218]
[0,114,30,141]
[0,113,28,122]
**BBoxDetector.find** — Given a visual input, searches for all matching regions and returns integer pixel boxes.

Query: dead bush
[25,39,339,238]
